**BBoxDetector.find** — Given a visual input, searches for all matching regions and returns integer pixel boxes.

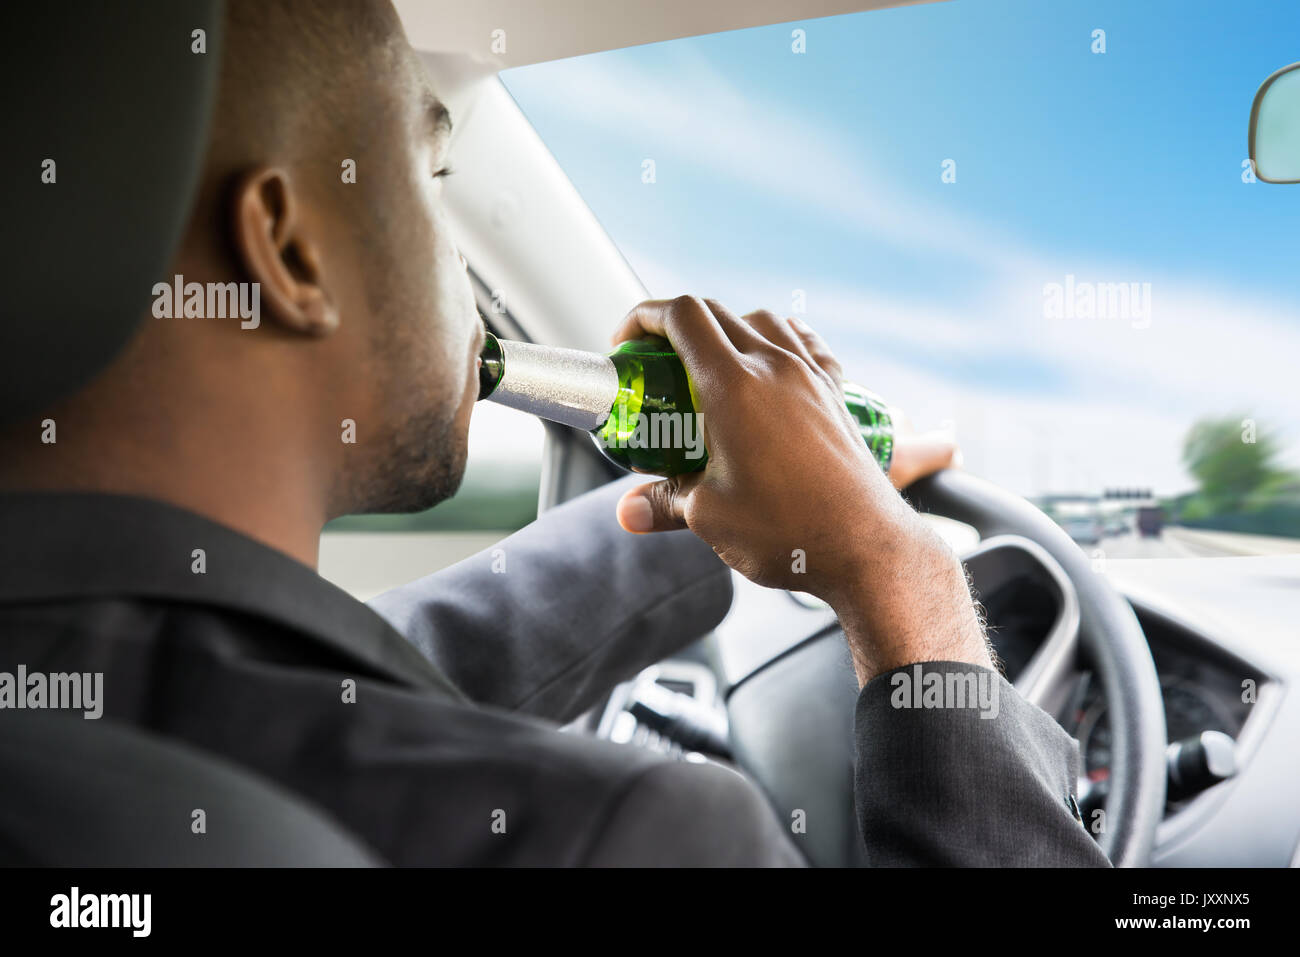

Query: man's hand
[610,296,990,686]
[887,415,962,492]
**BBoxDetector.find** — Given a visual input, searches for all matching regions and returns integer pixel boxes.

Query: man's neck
[0,465,328,571]
[0,412,331,570]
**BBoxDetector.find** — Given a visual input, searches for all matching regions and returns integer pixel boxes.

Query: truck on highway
[1137,505,1164,537]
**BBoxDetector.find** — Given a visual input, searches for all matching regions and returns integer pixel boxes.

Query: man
[0,0,1107,866]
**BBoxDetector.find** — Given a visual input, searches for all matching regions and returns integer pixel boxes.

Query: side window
[325,402,545,534]
[320,403,545,598]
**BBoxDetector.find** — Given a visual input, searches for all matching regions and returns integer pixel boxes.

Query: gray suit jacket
[0,478,1108,866]
[369,475,1107,867]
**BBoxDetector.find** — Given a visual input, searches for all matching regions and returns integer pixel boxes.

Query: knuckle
[668,295,711,333]
[817,351,843,373]
[663,296,704,341]
[653,477,678,516]
[672,293,707,315]
[768,345,808,373]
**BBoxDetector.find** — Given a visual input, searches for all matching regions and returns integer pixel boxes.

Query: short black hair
[206,0,407,175]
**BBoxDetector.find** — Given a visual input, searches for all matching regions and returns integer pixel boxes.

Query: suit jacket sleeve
[559,658,1107,868]
[367,475,734,724]
[853,660,1112,866]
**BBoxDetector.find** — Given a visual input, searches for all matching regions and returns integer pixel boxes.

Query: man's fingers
[739,308,841,388]
[740,308,807,354]
[610,296,734,361]
[889,430,961,491]
[610,299,670,345]
[612,295,779,361]
[696,298,769,353]
[786,316,844,385]
[616,476,698,533]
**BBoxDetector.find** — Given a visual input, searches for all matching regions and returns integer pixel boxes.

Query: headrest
[0,0,224,424]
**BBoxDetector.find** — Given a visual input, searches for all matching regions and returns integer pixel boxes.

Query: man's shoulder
[261,680,801,866]
[0,594,801,866]
[182,671,722,864]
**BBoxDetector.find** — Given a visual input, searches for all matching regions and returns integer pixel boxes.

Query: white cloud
[510,50,1034,269]
[512,54,1300,497]
[620,243,1300,497]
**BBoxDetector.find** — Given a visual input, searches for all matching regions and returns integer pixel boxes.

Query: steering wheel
[725,469,1167,866]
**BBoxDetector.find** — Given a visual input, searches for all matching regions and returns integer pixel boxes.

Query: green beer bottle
[477,331,894,477]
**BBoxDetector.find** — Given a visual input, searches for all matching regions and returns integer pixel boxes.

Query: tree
[1181,415,1292,514]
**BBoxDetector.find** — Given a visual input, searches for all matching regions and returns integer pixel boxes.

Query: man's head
[199,0,482,514]
[0,0,482,558]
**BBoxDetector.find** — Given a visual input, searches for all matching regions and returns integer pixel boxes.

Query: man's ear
[228,168,339,336]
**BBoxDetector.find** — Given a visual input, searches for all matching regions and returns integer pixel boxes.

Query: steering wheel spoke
[961,535,1081,715]
[725,470,1165,866]
[906,470,1166,866]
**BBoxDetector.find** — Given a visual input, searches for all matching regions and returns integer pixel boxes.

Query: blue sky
[501,0,1300,497]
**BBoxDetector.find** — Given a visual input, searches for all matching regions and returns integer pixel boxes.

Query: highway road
[1087,527,1300,559]
[319,525,1300,602]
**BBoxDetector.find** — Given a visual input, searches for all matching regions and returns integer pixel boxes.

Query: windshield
[501,0,1300,557]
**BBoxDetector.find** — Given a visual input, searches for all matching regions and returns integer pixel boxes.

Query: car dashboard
[584,548,1300,866]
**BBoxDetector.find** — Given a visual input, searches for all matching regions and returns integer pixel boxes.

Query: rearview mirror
[1249,61,1300,183]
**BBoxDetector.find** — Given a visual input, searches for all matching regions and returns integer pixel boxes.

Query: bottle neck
[477,333,620,431]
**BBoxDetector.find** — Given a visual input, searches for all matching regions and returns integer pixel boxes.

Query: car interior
[3,0,1298,868]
